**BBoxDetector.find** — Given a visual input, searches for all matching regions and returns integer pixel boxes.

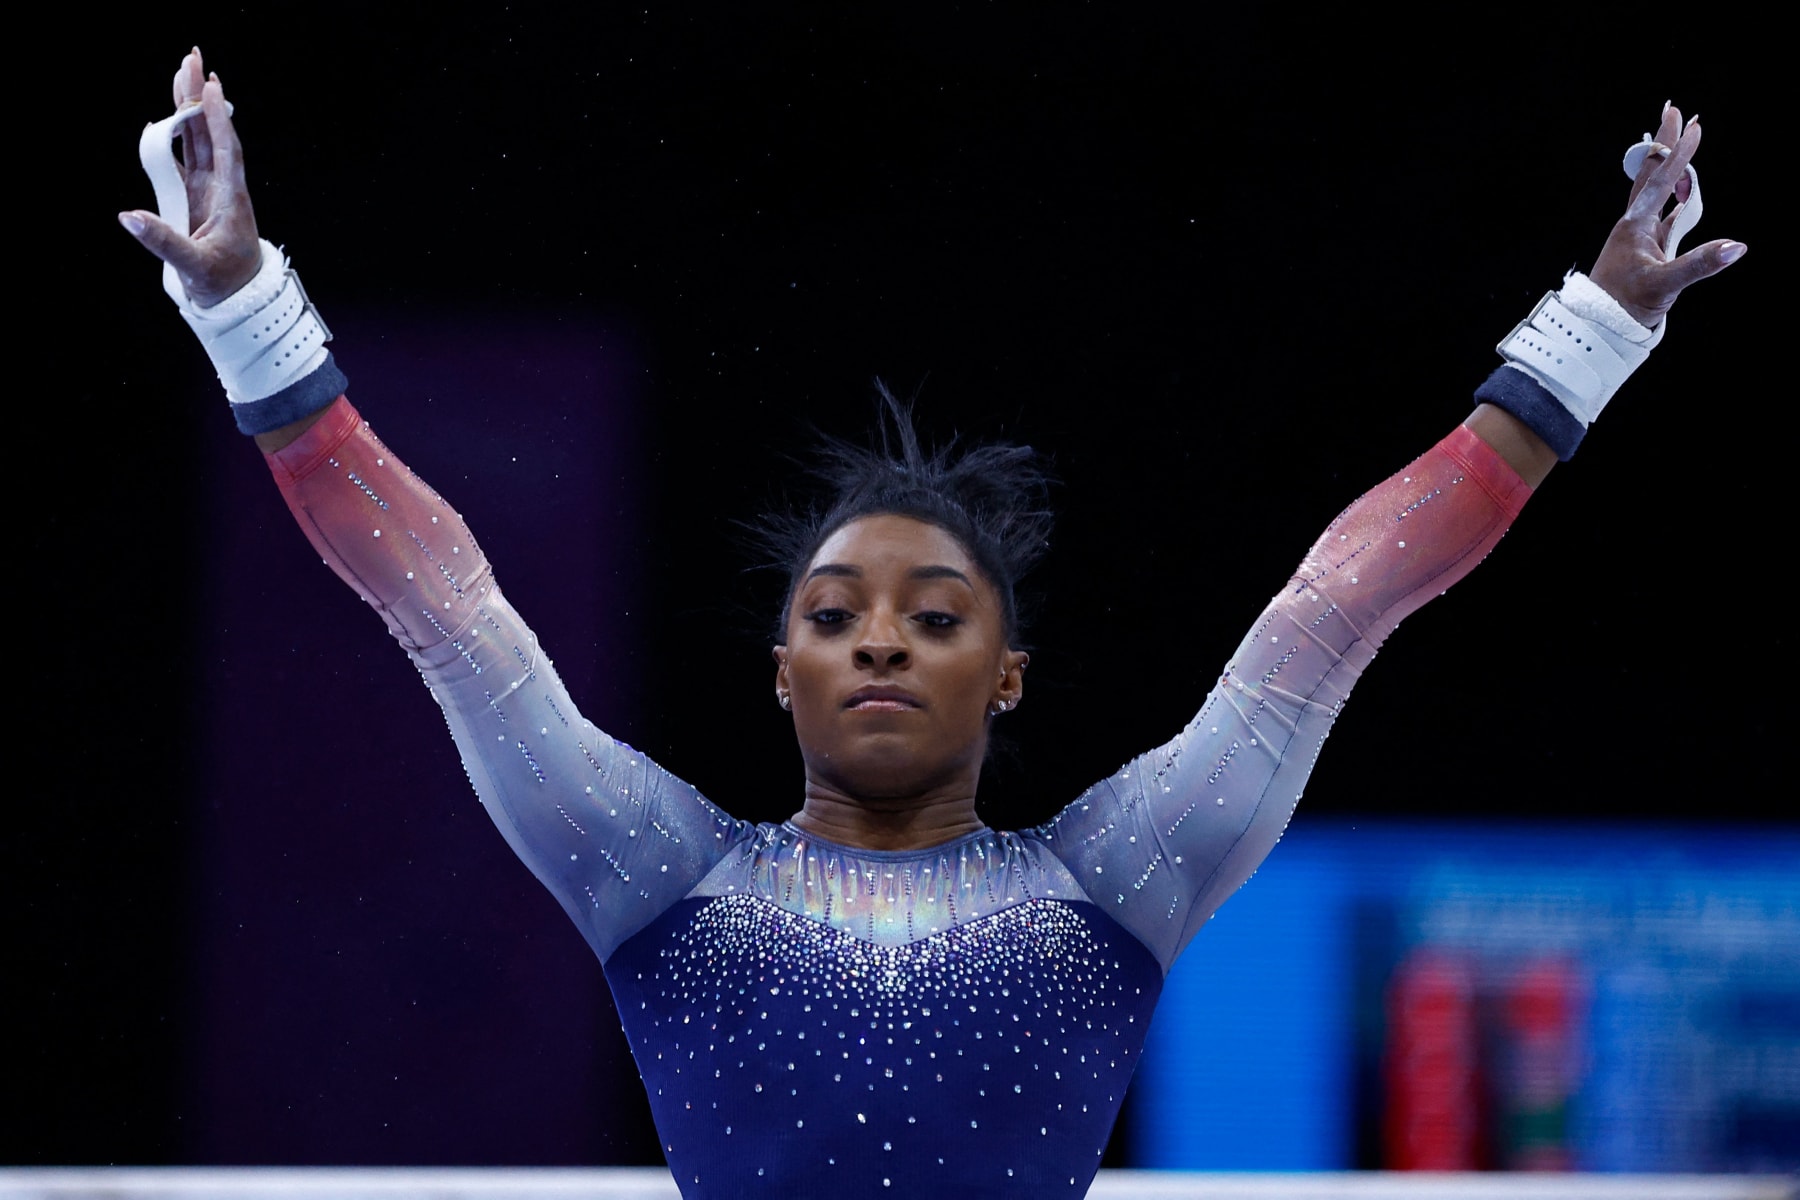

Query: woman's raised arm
[121,49,749,963]
[1043,102,1744,972]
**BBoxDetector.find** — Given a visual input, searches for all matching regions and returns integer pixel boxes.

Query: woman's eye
[804,608,853,626]
[916,611,961,629]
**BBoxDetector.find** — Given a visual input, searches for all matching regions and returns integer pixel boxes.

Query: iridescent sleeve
[1036,425,1533,972]
[264,397,749,962]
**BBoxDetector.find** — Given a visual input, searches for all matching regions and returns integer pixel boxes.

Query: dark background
[21,5,1786,1170]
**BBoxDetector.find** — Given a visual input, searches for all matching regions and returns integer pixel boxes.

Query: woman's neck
[787,791,986,851]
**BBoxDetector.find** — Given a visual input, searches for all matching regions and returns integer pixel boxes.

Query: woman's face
[774,514,1025,806]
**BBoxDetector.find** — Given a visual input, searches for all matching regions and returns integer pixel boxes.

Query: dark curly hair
[755,383,1054,646]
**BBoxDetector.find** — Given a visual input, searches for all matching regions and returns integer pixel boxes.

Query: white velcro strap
[178,240,333,405]
[1496,291,1647,428]
[1559,270,1662,350]
[139,101,333,405]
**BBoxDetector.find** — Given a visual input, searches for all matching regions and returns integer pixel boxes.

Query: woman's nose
[854,611,909,668]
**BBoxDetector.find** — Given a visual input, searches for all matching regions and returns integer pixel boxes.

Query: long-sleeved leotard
[266,399,1530,1197]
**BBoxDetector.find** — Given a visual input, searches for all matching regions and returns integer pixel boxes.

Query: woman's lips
[846,688,921,711]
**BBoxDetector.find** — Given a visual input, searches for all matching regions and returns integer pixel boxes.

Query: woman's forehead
[807,513,978,576]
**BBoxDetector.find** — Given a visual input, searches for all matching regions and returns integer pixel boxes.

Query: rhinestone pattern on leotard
[610,883,1159,1196]
[267,397,1532,1198]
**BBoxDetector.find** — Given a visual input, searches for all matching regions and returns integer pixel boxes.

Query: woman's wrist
[204,242,266,309]
[1476,268,1664,462]
[166,238,347,434]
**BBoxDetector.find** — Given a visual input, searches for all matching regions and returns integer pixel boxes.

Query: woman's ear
[992,650,1028,713]
[773,646,791,711]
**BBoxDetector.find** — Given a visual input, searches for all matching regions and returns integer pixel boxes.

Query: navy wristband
[1474,364,1585,462]
[232,352,348,436]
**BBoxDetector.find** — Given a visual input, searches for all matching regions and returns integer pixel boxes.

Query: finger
[175,49,208,176]
[1647,117,1704,252]
[1626,143,1687,224]
[118,209,204,277]
[1659,237,1747,294]
[199,75,237,183]
[1666,112,1702,179]
[173,47,204,109]
[181,113,213,218]
[1625,146,1668,209]
[1656,101,1682,152]
[1657,200,1686,247]
[1625,102,1685,211]
[187,78,224,181]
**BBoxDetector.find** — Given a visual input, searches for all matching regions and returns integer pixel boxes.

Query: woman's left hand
[1589,102,1745,327]
[119,48,262,308]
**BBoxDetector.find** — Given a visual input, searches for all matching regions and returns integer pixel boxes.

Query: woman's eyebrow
[910,565,975,590]
[803,563,974,591]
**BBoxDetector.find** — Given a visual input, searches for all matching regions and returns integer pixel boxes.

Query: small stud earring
[778,693,792,711]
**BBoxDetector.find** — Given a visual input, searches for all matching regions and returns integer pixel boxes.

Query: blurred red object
[1384,948,1482,1169]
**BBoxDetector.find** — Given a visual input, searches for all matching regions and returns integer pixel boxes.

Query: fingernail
[1687,113,1700,129]
[1650,142,1673,158]
[118,212,146,237]
[1720,241,1747,264]
[1661,99,1671,118]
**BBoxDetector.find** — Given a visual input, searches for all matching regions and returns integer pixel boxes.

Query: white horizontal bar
[2,1168,1794,1200]
[1088,1170,1799,1199]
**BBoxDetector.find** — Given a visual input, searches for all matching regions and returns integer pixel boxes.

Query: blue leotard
[265,396,1530,1196]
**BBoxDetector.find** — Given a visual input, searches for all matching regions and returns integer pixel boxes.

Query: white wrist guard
[169,238,333,406]
[1496,271,1661,429]
[139,102,333,408]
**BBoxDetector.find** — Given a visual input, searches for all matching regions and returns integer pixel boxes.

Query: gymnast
[121,48,1742,1198]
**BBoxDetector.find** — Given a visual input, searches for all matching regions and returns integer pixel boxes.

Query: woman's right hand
[1589,102,1745,328]
[119,48,262,308]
